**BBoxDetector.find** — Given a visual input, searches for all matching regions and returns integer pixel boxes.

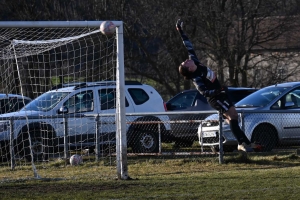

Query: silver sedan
[199,82,300,151]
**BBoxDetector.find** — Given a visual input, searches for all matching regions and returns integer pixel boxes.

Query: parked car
[165,87,257,146]
[165,87,257,112]
[166,87,257,146]
[200,82,300,151]
[0,94,31,114]
[0,81,170,161]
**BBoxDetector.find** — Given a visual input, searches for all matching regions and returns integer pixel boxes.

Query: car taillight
[163,102,167,111]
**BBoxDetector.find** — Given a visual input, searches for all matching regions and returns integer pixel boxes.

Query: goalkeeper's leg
[208,94,263,152]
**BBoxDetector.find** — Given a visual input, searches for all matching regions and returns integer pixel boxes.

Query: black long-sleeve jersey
[177,28,221,92]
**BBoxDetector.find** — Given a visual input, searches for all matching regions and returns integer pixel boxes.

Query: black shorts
[207,92,234,113]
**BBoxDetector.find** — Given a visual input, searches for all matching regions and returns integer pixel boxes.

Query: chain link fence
[1,109,300,180]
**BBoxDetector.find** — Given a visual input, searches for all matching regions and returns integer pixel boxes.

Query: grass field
[0,151,300,199]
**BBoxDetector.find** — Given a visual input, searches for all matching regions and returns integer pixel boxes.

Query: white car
[0,81,170,161]
[199,82,300,151]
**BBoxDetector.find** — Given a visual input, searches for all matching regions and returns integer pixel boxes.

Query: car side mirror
[285,101,295,108]
[57,106,69,114]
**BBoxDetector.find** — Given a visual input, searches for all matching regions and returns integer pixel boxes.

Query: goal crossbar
[0,21,123,28]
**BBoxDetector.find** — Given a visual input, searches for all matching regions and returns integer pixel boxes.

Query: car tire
[0,141,10,162]
[19,126,53,162]
[251,124,278,152]
[132,129,159,153]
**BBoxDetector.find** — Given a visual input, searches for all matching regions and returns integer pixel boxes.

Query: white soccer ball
[69,154,83,166]
[100,21,116,35]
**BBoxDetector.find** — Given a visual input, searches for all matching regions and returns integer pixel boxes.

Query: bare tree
[1,0,300,99]
[171,0,300,88]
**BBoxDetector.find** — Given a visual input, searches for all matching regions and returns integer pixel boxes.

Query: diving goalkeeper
[176,19,262,152]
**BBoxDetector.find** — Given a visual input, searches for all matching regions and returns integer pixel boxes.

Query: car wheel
[132,129,159,153]
[0,141,10,162]
[20,128,53,162]
[251,124,278,152]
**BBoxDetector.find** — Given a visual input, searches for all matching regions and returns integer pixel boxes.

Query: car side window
[64,90,94,113]
[9,98,31,112]
[127,88,149,105]
[283,89,300,109]
[0,98,30,114]
[169,91,197,109]
[195,92,208,105]
[0,99,9,114]
[98,89,129,110]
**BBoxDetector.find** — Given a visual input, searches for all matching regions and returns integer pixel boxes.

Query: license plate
[202,132,217,138]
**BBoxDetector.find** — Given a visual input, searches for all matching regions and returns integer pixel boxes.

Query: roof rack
[51,82,85,90]
[51,80,142,90]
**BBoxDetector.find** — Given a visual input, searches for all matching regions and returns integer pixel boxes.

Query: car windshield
[235,86,288,107]
[22,92,69,112]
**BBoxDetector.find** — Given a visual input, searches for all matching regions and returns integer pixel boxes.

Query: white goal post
[0,21,128,180]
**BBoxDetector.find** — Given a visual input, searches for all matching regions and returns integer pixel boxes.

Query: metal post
[63,116,69,165]
[115,22,129,180]
[218,111,224,164]
[9,119,15,170]
[200,121,204,153]
[158,123,161,154]
[95,115,100,161]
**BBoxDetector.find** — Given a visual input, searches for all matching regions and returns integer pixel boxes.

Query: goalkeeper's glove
[176,19,183,31]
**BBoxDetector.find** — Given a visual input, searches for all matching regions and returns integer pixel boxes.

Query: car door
[166,90,208,142]
[97,88,134,139]
[279,88,300,140]
[63,90,97,147]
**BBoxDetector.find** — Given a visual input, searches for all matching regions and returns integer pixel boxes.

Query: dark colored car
[165,87,257,146]
[0,94,31,114]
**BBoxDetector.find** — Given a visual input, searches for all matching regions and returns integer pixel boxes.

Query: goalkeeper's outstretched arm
[176,19,200,65]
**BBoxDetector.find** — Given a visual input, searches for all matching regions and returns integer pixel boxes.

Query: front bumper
[198,125,238,146]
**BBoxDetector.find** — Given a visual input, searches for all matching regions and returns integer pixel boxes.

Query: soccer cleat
[238,143,254,152]
[237,142,264,152]
[238,142,264,152]
[252,142,264,152]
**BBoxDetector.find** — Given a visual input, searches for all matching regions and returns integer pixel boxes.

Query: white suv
[0,81,169,161]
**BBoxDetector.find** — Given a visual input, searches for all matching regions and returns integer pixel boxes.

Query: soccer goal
[0,21,128,180]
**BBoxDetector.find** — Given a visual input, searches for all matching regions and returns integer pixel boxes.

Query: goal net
[0,21,128,180]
